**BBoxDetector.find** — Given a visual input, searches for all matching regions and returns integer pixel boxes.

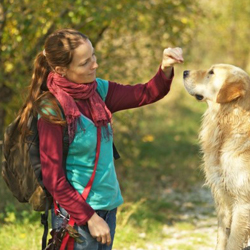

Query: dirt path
[158,184,217,249]
[116,185,218,250]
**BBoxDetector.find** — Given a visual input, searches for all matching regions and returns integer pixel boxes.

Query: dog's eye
[208,69,214,75]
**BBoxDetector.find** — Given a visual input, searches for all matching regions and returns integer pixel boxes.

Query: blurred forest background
[0,0,250,249]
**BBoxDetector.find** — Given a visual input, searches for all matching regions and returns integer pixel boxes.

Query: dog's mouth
[195,94,204,101]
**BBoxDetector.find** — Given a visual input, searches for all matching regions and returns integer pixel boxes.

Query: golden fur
[183,64,250,250]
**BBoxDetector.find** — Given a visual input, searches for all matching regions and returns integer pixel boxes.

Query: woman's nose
[92,61,98,69]
[92,55,98,69]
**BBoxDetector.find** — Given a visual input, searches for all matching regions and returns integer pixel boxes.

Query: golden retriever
[183,64,250,250]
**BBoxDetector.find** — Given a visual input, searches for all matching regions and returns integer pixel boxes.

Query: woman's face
[65,39,98,84]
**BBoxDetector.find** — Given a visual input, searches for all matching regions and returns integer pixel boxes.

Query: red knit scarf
[47,72,112,143]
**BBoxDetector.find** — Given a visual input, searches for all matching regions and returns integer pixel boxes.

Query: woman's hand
[87,212,111,245]
[161,47,184,78]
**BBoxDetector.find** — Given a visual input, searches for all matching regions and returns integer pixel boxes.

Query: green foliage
[187,0,250,70]
[0,0,201,124]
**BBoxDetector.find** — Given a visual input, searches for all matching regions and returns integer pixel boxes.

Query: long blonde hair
[18,29,88,138]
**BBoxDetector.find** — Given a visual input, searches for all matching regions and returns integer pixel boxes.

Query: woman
[19,29,183,249]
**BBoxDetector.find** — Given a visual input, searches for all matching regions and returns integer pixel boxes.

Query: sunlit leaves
[0,0,201,125]
[188,0,250,69]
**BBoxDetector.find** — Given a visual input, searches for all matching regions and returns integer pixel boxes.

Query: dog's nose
[183,70,190,78]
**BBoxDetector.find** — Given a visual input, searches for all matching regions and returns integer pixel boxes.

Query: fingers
[96,236,102,243]
[95,232,112,245]
[161,47,184,70]
[164,47,184,63]
[106,233,112,246]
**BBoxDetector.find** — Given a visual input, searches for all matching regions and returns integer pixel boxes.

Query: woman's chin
[82,78,96,84]
[78,75,96,84]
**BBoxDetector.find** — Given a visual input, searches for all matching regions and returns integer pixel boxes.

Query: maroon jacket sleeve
[105,66,174,113]
[38,119,95,225]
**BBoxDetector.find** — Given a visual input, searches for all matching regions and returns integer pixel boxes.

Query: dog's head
[183,64,250,104]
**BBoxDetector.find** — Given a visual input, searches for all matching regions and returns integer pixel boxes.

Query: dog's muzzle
[183,70,204,101]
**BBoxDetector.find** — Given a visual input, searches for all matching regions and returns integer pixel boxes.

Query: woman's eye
[80,61,88,66]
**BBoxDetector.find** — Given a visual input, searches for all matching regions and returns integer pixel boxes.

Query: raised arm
[105,67,173,113]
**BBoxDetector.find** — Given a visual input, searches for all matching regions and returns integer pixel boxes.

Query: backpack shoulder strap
[27,114,44,188]
[57,104,70,172]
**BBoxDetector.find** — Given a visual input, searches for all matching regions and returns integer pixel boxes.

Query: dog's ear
[216,80,246,103]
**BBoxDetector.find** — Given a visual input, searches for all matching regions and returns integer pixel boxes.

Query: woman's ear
[55,66,67,77]
[216,79,246,103]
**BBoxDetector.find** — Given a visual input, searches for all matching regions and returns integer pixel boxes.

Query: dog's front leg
[213,189,232,250]
[226,203,250,250]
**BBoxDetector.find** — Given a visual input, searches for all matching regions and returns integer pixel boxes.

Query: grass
[0,72,214,249]
[0,221,42,250]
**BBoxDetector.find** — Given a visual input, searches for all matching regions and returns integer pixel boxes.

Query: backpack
[1,113,69,211]
[1,111,70,250]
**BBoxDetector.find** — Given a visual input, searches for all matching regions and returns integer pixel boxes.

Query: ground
[114,184,218,250]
